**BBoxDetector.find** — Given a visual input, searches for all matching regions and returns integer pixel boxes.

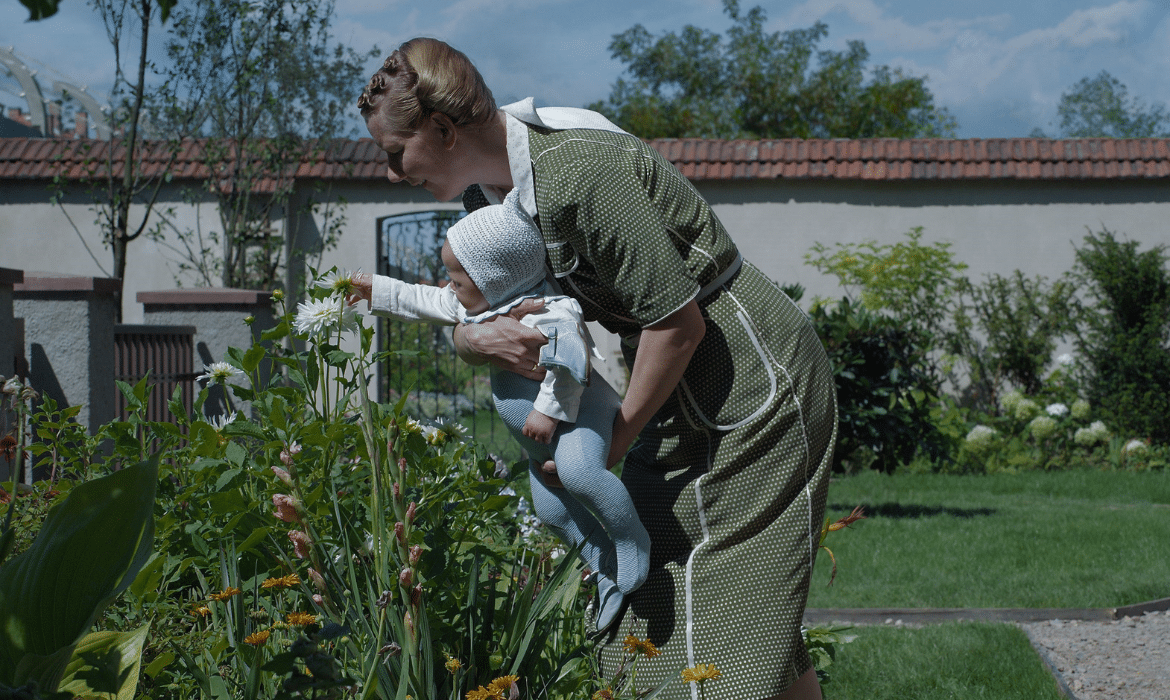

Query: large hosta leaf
[0,455,158,691]
[58,625,151,700]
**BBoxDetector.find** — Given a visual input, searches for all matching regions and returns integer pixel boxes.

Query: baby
[354,190,649,633]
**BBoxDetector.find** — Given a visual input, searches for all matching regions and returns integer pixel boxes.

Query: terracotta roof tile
[4,135,1169,184]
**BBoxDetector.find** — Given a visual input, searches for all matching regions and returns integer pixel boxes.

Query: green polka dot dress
[498,124,837,699]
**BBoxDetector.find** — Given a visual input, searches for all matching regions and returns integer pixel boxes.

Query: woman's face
[366,111,464,202]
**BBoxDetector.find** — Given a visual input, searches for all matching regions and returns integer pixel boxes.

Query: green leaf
[58,624,150,700]
[144,651,175,679]
[243,345,267,373]
[0,455,158,690]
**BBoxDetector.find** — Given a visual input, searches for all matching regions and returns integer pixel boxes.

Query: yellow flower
[208,586,242,602]
[286,611,317,626]
[244,629,271,646]
[191,605,211,617]
[622,634,661,658]
[262,573,301,589]
[682,663,722,683]
[464,689,492,700]
[487,675,518,694]
[445,656,462,674]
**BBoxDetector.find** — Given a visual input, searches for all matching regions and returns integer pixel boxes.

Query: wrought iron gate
[375,210,512,458]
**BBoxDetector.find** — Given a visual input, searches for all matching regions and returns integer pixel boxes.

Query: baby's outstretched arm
[522,410,560,445]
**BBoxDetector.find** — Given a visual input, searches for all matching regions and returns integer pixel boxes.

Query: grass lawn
[822,623,1065,700]
[806,469,1170,609]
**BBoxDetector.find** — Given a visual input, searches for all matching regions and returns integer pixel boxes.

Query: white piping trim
[730,286,818,565]
[683,438,713,700]
[678,307,777,431]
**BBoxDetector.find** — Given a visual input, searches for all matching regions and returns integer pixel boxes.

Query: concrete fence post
[137,288,275,419]
[12,272,120,435]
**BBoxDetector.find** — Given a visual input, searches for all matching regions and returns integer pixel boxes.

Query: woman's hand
[606,299,706,469]
[452,298,548,380]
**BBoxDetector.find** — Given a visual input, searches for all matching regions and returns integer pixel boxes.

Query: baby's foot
[614,536,650,595]
[593,574,625,636]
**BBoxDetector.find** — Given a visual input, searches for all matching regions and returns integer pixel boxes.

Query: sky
[1,0,1168,139]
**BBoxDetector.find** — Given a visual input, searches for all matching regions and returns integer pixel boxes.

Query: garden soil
[1020,610,1170,700]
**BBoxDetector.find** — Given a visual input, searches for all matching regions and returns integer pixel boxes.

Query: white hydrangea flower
[205,412,237,433]
[1029,415,1059,440]
[1011,397,1040,422]
[1045,402,1069,417]
[294,296,358,336]
[196,361,244,386]
[1000,390,1024,412]
[965,425,997,448]
[1123,439,1148,454]
[1071,399,1091,420]
[1074,420,1110,447]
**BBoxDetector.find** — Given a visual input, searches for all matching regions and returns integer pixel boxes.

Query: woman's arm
[452,302,549,380]
[607,299,706,468]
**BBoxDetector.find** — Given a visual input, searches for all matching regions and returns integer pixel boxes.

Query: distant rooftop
[2,136,1168,184]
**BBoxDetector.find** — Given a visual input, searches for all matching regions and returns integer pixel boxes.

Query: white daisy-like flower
[196,361,245,386]
[420,424,446,446]
[403,417,422,434]
[1045,403,1069,417]
[205,412,237,432]
[315,268,362,297]
[294,296,358,337]
[438,419,468,442]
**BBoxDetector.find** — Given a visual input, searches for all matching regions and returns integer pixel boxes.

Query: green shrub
[1069,228,1170,443]
[809,296,951,474]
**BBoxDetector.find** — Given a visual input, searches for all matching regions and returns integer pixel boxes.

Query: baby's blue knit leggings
[490,368,650,593]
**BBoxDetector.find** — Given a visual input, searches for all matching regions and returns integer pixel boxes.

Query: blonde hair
[357,38,496,132]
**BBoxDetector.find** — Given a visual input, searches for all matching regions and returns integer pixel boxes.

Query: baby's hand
[522,411,560,444]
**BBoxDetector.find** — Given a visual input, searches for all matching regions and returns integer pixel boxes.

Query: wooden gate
[113,324,197,421]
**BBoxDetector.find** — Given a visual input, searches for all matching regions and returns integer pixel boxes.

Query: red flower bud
[409,545,422,566]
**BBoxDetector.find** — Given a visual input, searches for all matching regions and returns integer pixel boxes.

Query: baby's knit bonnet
[446,189,546,307]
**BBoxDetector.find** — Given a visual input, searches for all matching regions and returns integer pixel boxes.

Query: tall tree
[60,0,179,321]
[152,0,374,289]
[1054,70,1169,138]
[588,0,956,140]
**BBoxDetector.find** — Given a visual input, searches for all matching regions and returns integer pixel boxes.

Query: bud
[411,583,422,608]
[280,442,301,467]
[409,545,422,566]
[404,611,415,640]
[271,466,293,485]
[398,457,408,474]
[272,289,285,301]
[376,590,392,609]
[244,315,256,326]
[307,567,326,591]
[399,568,413,588]
[312,594,324,606]
[392,482,401,500]
[394,521,406,545]
[489,652,504,670]
[405,501,417,525]
[288,530,312,559]
[272,494,302,523]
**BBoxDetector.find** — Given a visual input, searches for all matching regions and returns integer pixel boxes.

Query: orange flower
[682,663,721,683]
[286,611,316,626]
[244,629,270,646]
[208,586,242,602]
[262,574,301,589]
[191,605,211,617]
[622,635,661,658]
[487,675,518,694]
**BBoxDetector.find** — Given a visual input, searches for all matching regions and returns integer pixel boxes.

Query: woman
[356,38,837,700]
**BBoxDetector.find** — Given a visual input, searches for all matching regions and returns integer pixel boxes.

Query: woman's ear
[432,112,458,149]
